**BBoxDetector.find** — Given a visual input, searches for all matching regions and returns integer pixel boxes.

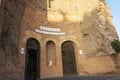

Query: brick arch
[61,40,76,47]
[23,31,42,44]
[26,38,40,49]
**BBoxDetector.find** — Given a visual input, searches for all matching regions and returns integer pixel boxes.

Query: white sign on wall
[21,48,24,54]
[40,26,60,32]
[79,50,83,55]
[35,26,65,36]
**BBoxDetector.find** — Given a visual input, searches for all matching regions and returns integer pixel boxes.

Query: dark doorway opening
[25,38,40,80]
[61,41,78,76]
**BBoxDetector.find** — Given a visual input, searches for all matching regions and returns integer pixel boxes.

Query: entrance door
[61,41,77,76]
[25,38,40,80]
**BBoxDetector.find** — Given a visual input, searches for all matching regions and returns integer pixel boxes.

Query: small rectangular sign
[21,48,24,54]
[79,50,83,55]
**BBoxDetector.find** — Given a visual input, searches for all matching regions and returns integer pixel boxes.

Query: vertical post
[49,0,54,8]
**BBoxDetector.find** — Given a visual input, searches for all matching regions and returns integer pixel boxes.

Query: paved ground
[42,76,120,80]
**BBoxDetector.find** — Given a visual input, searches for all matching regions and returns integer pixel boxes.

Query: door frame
[61,41,78,76]
[25,38,40,80]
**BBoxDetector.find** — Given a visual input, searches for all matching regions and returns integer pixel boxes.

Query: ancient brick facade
[0,0,119,80]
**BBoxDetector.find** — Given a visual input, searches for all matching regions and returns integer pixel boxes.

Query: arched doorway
[61,41,78,76]
[25,38,40,80]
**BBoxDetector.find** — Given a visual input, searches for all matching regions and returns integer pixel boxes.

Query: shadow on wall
[0,0,48,80]
[1,0,27,56]
[0,0,27,80]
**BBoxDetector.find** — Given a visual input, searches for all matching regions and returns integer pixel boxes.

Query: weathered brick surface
[0,0,119,80]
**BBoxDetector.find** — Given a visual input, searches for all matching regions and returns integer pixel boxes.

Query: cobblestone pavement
[42,76,120,80]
